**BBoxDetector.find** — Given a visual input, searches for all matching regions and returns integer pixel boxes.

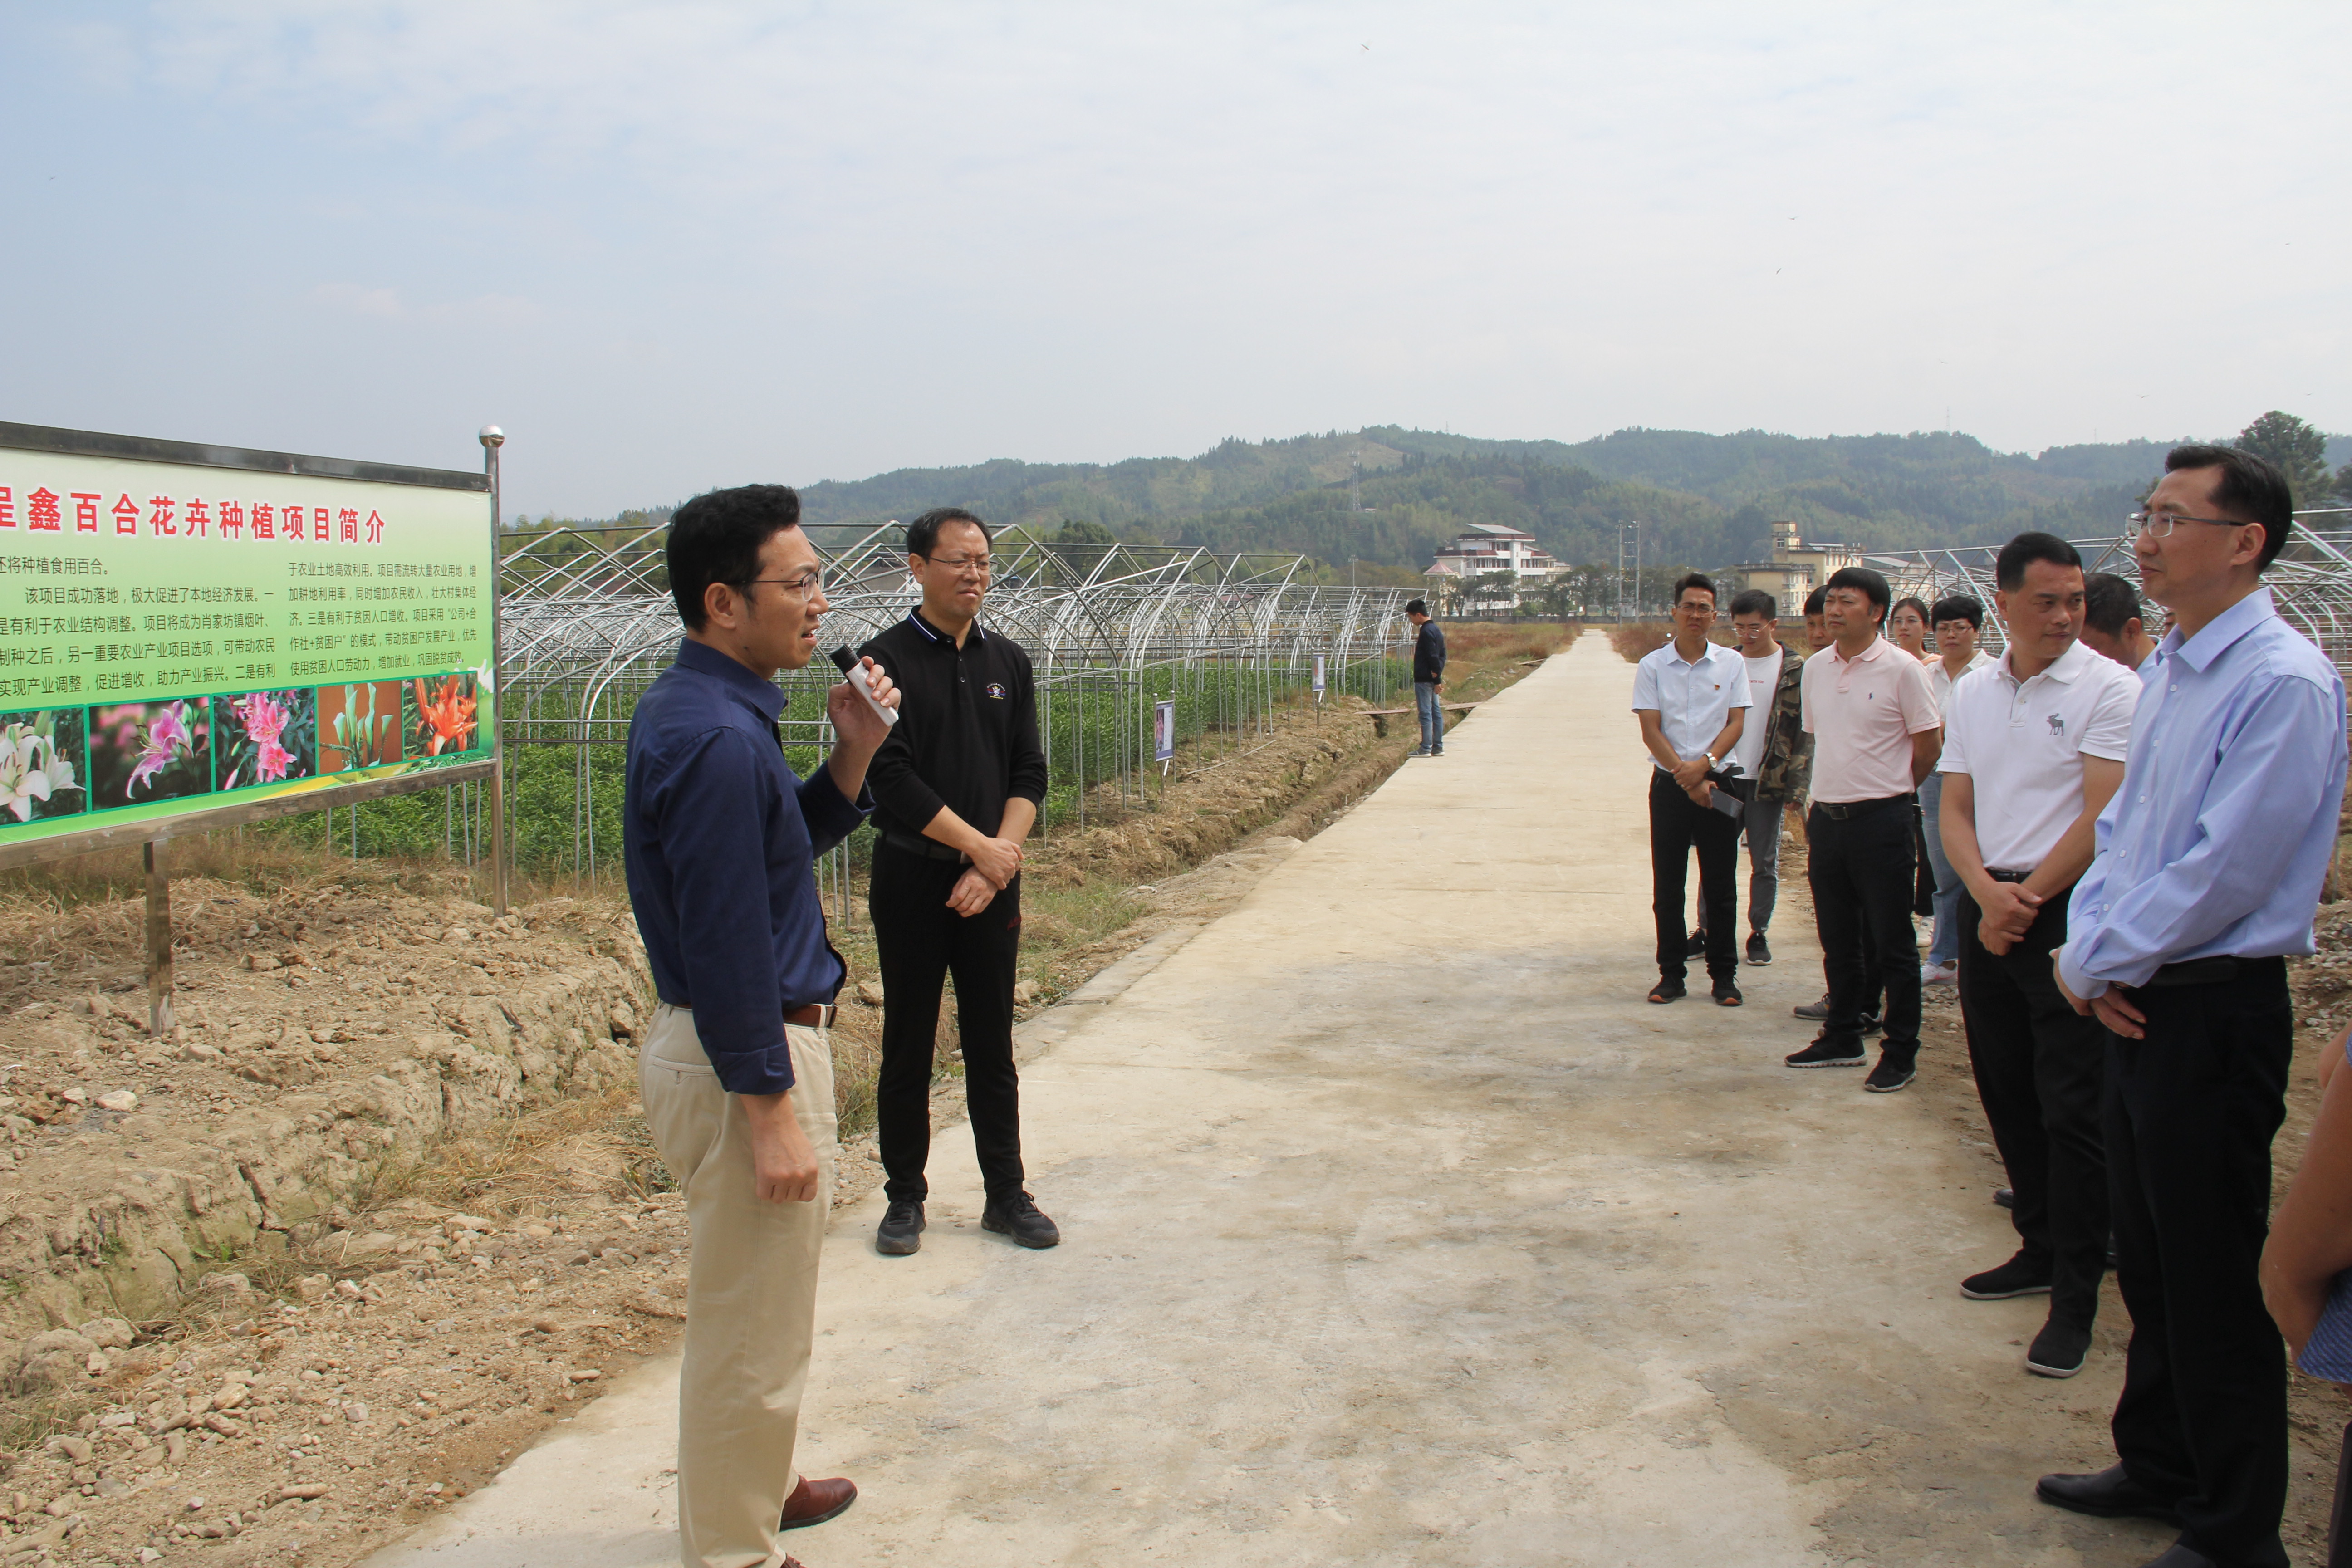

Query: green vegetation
[519,418,2352,582]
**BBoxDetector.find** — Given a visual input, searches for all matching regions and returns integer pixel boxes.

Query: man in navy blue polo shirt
[623,483,899,1568]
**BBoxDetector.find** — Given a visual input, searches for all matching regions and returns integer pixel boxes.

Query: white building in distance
[1424,524,1567,608]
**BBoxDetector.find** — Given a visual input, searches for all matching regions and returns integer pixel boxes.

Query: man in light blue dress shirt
[2032,446,2349,1568]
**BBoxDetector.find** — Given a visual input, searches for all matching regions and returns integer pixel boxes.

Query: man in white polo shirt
[1788,566,1941,1089]
[1632,573,1750,1006]
[1939,532,2138,1382]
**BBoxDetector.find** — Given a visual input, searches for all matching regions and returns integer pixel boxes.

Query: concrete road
[372,636,2163,1568]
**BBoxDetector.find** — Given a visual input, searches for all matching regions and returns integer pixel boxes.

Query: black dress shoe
[982,1191,1060,1249]
[2033,1464,2182,1526]
[1993,1186,2015,1210]
[876,1200,924,1256]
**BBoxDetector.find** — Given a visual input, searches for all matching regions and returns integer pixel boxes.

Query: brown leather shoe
[779,1474,857,1531]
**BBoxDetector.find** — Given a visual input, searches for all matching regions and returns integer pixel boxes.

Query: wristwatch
[1701,751,1717,769]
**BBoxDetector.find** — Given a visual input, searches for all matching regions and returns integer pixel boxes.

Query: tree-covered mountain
[519,419,2352,575]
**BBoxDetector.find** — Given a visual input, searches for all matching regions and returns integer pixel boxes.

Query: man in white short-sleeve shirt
[1788,568,1941,1089]
[1631,573,1750,1005]
[1940,533,2138,1382]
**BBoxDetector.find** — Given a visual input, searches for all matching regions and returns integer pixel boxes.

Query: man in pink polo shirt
[1788,566,1942,1090]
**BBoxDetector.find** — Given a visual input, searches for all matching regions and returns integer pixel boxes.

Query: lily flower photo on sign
[318,681,402,774]
[216,688,318,791]
[90,699,213,808]
[406,672,478,757]
[0,709,88,823]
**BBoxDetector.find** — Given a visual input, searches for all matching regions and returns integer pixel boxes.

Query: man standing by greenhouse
[623,482,896,1568]
[861,507,1055,1258]
[1408,598,1447,755]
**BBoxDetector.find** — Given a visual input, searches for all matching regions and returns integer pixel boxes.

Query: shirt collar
[2003,638,2092,686]
[673,637,784,724]
[908,609,985,644]
[2159,585,2273,674]
[1830,633,1890,668]
[1666,638,1724,667]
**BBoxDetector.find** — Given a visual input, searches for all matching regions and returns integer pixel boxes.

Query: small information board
[0,423,495,864]
[1153,698,1176,763]
[1313,654,1326,699]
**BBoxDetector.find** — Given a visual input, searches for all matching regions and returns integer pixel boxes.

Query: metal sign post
[481,426,508,916]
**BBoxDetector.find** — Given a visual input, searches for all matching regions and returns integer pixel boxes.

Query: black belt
[1810,793,1911,820]
[1986,868,2033,884]
[2137,957,2250,990]
[880,831,968,864]
[783,1003,838,1029]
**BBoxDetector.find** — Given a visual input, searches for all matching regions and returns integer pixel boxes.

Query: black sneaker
[981,1191,1060,1249]
[2025,1318,2092,1378]
[1647,977,1687,1004]
[1993,1186,2015,1210]
[1793,993,1831,1020]
[1862,1054,1915,1093]
[1712,979,1743,1007]
[876,1200,925,1256]
[1746,932,1772,965]
[1859,1011,1884,1037]
[1685,930,1707,958]
[1961,1251,2053,1299]
[1784,1035,1866,1068]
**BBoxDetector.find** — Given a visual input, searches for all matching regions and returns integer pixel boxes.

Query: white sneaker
[1921,961,1957,986]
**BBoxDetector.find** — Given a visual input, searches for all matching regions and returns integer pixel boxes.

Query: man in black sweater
[858,508,1054,1256]
[1409,598,1447,756]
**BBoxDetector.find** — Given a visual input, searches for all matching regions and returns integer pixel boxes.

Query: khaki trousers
[639,1005,837,1568]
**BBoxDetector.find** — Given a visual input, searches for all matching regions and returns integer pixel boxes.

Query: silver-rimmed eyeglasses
[738,570,826,601]
[2127,509,2246,539]
[916,553,994,578]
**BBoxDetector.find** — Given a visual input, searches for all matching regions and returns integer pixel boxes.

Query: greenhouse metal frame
[1860,511,2352,674]
[495,520,1414,895]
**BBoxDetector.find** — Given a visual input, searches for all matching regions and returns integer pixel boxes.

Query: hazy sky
[2,3,2344,518]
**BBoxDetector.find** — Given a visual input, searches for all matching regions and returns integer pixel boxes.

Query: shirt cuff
[2053,944,2107,1001]
[709,1036,796,1096]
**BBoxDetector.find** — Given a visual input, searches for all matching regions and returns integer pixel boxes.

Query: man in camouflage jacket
[1702,592,1814,967]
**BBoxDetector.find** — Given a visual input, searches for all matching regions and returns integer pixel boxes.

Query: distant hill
[522,423,2348,575]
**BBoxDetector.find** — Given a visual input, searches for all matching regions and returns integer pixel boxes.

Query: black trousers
[869,841,1026,1206]
[1805,799,1919,1054]
[1649,769,1739,983]
[1955,888,2107,1327]
[2106,958,2291,1568]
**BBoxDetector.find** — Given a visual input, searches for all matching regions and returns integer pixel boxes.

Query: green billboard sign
[0,423,495,862]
